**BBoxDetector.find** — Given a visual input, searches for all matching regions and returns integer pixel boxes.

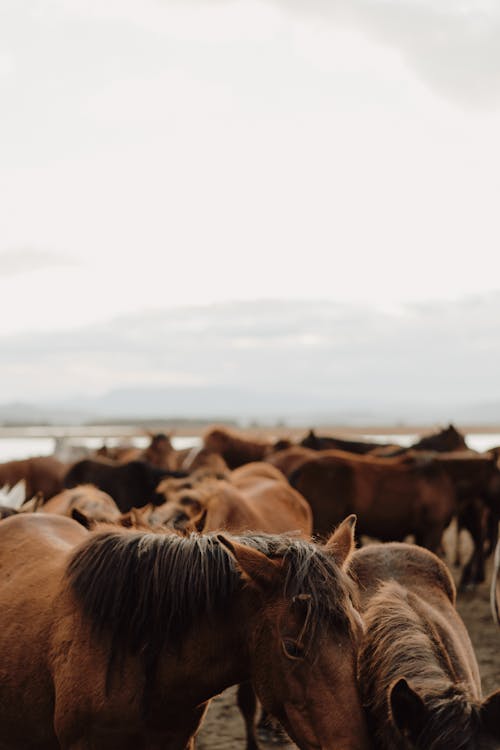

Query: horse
[300,429,394,454]
[116,433,176,469]
[290,449,455,551]
[410,423,468,453]
[63,459,185,512]
[40,484,122,525]
[0,512,371,750]
[0,456,66,500]
[266,446,318,478]
[203,426,275,469]
[150,461,312,538]
[179,446,230,476]
[350,542,500,749]
[372,424,469,457]
[428,450,500,587]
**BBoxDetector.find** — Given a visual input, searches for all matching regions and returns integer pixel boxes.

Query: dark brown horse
[64,459,184,512]
[410,423,468,452]
[300,429,393,454]
[430,451,500,587]
[0,513,370,750]
[351,542,500,750]
[0,456,66,499]
[374,424,469,457]
[290,450,455,551]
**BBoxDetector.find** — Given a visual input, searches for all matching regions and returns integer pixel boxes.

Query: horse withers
[0,513,371,750]
[351,542,500,749]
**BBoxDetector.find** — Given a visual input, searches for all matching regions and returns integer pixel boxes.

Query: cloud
[0,249,77,276]
[52,0,500,109]
[1,296,500,421]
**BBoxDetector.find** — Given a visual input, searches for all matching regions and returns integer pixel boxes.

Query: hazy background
[1,1,499,425]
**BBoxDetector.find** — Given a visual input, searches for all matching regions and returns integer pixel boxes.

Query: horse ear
[217,535,282,590]
[71,508,95,530]
[324,515,357,567]
[481,690,500,739]
[389,678,427,743]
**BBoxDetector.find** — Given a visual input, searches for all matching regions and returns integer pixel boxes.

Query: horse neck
[156,589,256,706]
[360,585,478,746]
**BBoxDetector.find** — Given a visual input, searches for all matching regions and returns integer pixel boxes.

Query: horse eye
[282,639,305,660]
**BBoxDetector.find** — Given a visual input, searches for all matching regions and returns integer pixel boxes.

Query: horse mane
[359,581,479,750]
[66,531,356,703]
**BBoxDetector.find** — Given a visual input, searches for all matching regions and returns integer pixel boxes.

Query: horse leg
[237,681,260,750]
[459,498,486,589]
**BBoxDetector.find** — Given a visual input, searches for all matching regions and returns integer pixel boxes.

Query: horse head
[219,516,371,750]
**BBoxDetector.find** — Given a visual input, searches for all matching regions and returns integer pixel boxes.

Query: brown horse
[151,462,312,538]
[114,433,176,469]
[266,446,317,478]
[351,542,500,750]
[290,449,455,551]
[0,513,370,750]
[0,456,66,500]
[40,484,122,525]
[203,426,274,469]
[179,446,230,476]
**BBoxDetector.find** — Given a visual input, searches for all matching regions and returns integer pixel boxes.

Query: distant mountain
[1,388,500,427]
[0,401,87,425]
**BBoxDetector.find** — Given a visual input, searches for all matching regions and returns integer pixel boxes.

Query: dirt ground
[197,529,500,749]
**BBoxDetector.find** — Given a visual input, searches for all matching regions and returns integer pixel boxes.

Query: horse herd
[0,424,499,749]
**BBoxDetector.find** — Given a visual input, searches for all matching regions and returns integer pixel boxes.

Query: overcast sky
[1,1,499,409]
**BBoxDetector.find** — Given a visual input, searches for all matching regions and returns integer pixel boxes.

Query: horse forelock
[237,532,358,647]
[359,581,479,750]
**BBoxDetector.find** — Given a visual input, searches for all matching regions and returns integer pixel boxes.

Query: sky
[1,1,499,413]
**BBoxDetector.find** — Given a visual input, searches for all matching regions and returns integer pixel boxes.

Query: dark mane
[359,581,480,750]
[66,531,354,700]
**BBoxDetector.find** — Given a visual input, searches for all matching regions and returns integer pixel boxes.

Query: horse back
[350,542,456,608]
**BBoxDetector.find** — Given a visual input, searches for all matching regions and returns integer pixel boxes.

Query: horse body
[0,456,66,500]
[351,543,500,750]
[265,446,317,478]
[291,450,455,549]
[0,513,370,750]
[63,459,180,512]
[300,429,393,454]
[40,485,122,525]
[152,461,312,537]
[203,427,273,469]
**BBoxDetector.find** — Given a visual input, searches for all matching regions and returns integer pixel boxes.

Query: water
[0,432,497,462]
[0,435,201,462]
[364,434,500,453]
